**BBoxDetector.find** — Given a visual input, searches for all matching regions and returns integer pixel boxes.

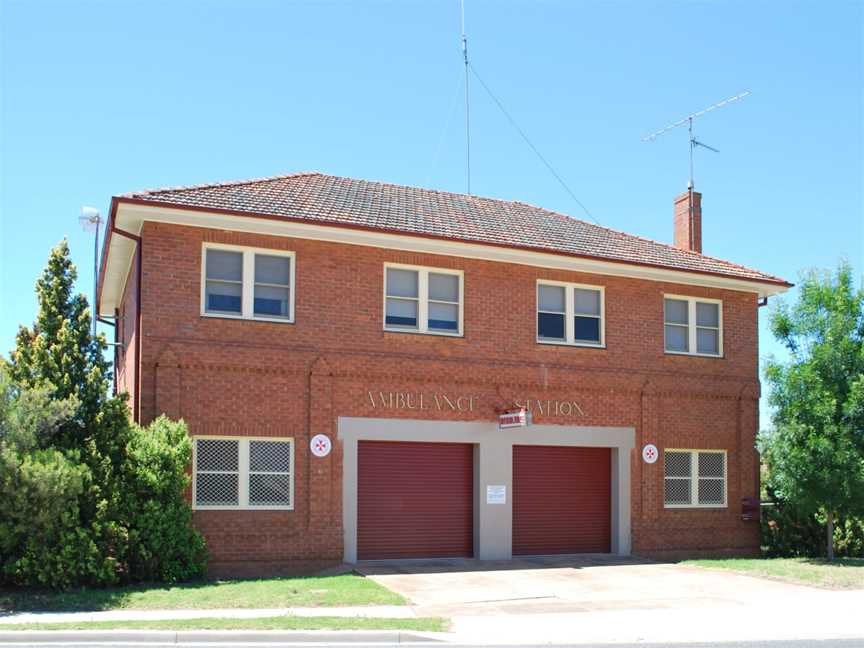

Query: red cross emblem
[311,434,331,457]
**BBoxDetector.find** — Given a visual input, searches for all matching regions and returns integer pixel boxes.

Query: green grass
[0,575,407,613]
[684,557,864,589]
[0,615,447,632]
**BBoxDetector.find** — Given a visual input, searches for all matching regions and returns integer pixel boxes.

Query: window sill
[537,339,605,349]
[201,312,295,325]
[193,506,295,511]
[664,504,727,509]
[384,328,464,338]
[664,350,723,359]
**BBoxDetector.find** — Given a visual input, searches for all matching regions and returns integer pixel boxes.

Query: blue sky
[1,0,862,425]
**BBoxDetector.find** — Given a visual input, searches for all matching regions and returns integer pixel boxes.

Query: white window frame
[192,436,295,511]
[663,449,727,509]
[663,294,723,357]
[536,280,605,348]
[201,243,296,324]
[383,263,464,337]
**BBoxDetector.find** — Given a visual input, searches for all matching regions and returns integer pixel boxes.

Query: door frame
[338,417,635,563]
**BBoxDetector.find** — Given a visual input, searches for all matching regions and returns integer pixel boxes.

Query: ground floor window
[193,436,294,510]
[663,449,726,508]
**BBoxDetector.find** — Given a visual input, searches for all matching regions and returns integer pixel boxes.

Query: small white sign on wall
[310,434,332,458]
[642,444,658,464]
[486,485,506,504]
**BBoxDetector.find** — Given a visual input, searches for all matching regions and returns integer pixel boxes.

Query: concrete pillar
[475,440,513,560]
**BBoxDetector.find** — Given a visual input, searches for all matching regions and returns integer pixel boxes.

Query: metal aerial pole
[461,0,471,195]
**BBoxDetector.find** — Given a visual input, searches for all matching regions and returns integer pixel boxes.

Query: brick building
[97,172,790,575]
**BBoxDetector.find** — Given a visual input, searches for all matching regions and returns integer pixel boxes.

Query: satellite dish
[79,206,101,233]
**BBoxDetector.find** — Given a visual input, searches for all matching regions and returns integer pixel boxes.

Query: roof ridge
[122,171,322,198]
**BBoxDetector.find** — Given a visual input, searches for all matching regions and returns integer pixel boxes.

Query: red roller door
[513,445,611,555]
[358,441,474,560]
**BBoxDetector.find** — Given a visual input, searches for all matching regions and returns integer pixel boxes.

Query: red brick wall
[116,221,763,573]
[115,250,138,414]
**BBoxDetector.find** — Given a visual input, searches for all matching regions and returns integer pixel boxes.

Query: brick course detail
[124,221,763,574]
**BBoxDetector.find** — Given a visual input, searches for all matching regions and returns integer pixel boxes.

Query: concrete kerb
[0,606,417,624]
[0,629,447,644]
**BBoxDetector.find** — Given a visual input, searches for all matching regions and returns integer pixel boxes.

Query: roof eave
[98,197,792,314]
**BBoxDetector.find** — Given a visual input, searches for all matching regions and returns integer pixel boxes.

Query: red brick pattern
[674,190,703,253]
[124,221,763,574]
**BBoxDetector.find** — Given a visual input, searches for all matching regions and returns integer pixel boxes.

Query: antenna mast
[643,91,749,252]
[460,0,471,194]
[642,90,749,189]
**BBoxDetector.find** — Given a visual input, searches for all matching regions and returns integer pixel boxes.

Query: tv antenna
[642,91,750,189]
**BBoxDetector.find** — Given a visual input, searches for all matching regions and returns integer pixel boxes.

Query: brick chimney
[673,189,702,253]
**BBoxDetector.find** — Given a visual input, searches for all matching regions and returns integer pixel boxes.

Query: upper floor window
[202,244,294,322]
[193,436,294,510]
[537,281,604,347]
[664,295,722,357]
[384,264,463,336]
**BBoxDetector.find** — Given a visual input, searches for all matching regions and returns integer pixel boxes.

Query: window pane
[249,474,291,506]
[697,328,719,355]
[255,254,290,285]
[574,316,600,343]
[696,302,719,327]
[665,324,689,352]
[385,298,418,328]
[206,281,242,314]
[429,302,458,331]
[698,479,725,505]
[538,312,565,340]
[197,439,239,471]
[250,441,291,472]
[538,284,565,312]
[254,285,290,318]
[664,451,692,478]
[206,249,242,281]
[574,288,600,315]
[665,298,688,325]
[664,478,692,505]
[698,452,725,478]
[386,268,418,298]
[196,473,239,506]
[429,273,459,302]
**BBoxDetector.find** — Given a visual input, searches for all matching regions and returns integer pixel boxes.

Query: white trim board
[99,202,789,315]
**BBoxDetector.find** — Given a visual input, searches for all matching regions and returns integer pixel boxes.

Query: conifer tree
[9,239,115,449]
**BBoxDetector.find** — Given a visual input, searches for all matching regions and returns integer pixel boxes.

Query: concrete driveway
[357,555,864,644]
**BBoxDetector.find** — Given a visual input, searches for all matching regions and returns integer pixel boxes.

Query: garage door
[358,441,474,560]
[512,445,611,555]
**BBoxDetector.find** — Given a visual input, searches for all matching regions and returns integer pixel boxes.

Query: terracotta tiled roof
[120,172,789,286]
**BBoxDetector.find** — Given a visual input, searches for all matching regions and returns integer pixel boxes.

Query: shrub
[120,416,207,582]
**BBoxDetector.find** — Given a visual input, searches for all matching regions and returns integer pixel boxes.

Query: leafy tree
[3,240,206,587]
[761,261,864,560]
[0,366,117,588]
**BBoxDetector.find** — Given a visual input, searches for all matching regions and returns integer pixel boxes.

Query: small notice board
[486,485,506,504]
